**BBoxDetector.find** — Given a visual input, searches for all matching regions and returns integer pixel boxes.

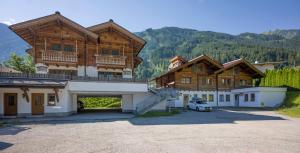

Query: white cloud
[1,18,16,25]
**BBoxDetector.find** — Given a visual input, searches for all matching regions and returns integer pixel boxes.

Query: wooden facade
[154,55,264,91]
[9,12,145,78]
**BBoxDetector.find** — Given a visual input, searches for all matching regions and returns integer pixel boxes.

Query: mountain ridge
[0,23,299,79]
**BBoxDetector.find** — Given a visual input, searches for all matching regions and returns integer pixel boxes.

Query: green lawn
[277,91,300,118]
[79,97,121,109]
[139,110,180,117]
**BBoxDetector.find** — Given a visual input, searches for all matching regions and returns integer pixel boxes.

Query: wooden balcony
[95,55,126,66]
[42,50,77,62]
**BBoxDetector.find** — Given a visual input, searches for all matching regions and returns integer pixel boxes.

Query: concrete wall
[122,94,133,112]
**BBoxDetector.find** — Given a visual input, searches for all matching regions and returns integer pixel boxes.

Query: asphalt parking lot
[1,109,300,153]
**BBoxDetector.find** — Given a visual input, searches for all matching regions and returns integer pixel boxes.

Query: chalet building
[0,12,153,117]
[153,55,286,108]
[0,12,287,117]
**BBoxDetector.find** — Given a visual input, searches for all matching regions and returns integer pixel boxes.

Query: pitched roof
[0,78,67,88]
[0,65,20,73]
[87,20,145,44]
[218,58,264,77]
[9,11,98,41]
[152,55,223,80]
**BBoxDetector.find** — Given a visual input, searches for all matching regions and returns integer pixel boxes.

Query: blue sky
[0,0,299,34]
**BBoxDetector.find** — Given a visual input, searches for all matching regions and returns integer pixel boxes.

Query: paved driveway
[1,109,300,153]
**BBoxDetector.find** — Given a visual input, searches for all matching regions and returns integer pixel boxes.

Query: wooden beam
[53,88,59,102]
[20,87,29,103]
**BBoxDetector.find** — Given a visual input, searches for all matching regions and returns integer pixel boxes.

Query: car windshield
[196,101,206,104]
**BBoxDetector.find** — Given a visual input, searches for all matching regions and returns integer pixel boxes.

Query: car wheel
[187,105,190,110]
[196,107,199,111]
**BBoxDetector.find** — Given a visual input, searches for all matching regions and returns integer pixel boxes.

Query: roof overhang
[152,55,223,80]
[87,20,146,55]
[9,12,98,44]
[216,58,265,78]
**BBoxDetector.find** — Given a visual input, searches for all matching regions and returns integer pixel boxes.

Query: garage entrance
[77,95,122,113]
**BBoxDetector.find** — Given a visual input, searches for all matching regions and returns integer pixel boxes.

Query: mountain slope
[135,27,300,79]
[0,23,29,62]
[0,23,299,79]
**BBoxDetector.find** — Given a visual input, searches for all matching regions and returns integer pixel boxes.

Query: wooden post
[84,35,88,77]
[33,33,37,63]
[123,43,125,56]
[44,38,47,51]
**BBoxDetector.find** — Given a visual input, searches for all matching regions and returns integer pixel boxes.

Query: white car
[187,100,212,112]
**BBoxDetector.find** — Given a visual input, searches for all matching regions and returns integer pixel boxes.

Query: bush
[79,97,121,109]
[277,91,300,117]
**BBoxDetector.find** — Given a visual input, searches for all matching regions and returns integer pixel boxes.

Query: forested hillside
[0,23,299,79]
[135,27,300,79]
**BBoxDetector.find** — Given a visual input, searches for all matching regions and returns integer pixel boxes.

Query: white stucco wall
[0,88,72,117]
[176,90,233,107]
[68,81,148,93]
[232,87,287,107]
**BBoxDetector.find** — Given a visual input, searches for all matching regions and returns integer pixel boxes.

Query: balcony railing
[0,72,147,83]
[95,55,126,66]
[42,50,77,62]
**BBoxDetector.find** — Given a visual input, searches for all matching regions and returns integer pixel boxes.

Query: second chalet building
[152,55,286,108]
[0,12,287,117]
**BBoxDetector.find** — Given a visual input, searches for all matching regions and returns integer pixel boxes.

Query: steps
[135,88,177,115]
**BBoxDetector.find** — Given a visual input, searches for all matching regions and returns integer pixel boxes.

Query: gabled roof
[152,55,223,80]
[217,58,264,77]
[87,20,145,45]
[9,11,98,41]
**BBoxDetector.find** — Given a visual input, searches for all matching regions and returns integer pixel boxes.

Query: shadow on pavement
[129,109,286,126]
[0,126,30,135]
[0,109,286,126]
[0,142,13,150]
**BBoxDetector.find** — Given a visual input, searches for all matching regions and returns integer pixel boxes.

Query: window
[111,50,119,55]
[8,96,15,106]
[240,80,246,86]
[47,93,56,106]
[64,45,74,52]
[227,79,231,86]
[234,67,240,75]
[51,44,61,51]
[225,94,231,102]
[202,94,207,102]
[244,94,249,102]
[202,77,206,85]
[36,66,47,73]
[102,49,110,55]
[250,93,255,102]
[219,94,224,102]
[207,78,212,85]
[181,77,191,84]
[221,79,225,85]
[208,94,214,102]
[123,70,132,76]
